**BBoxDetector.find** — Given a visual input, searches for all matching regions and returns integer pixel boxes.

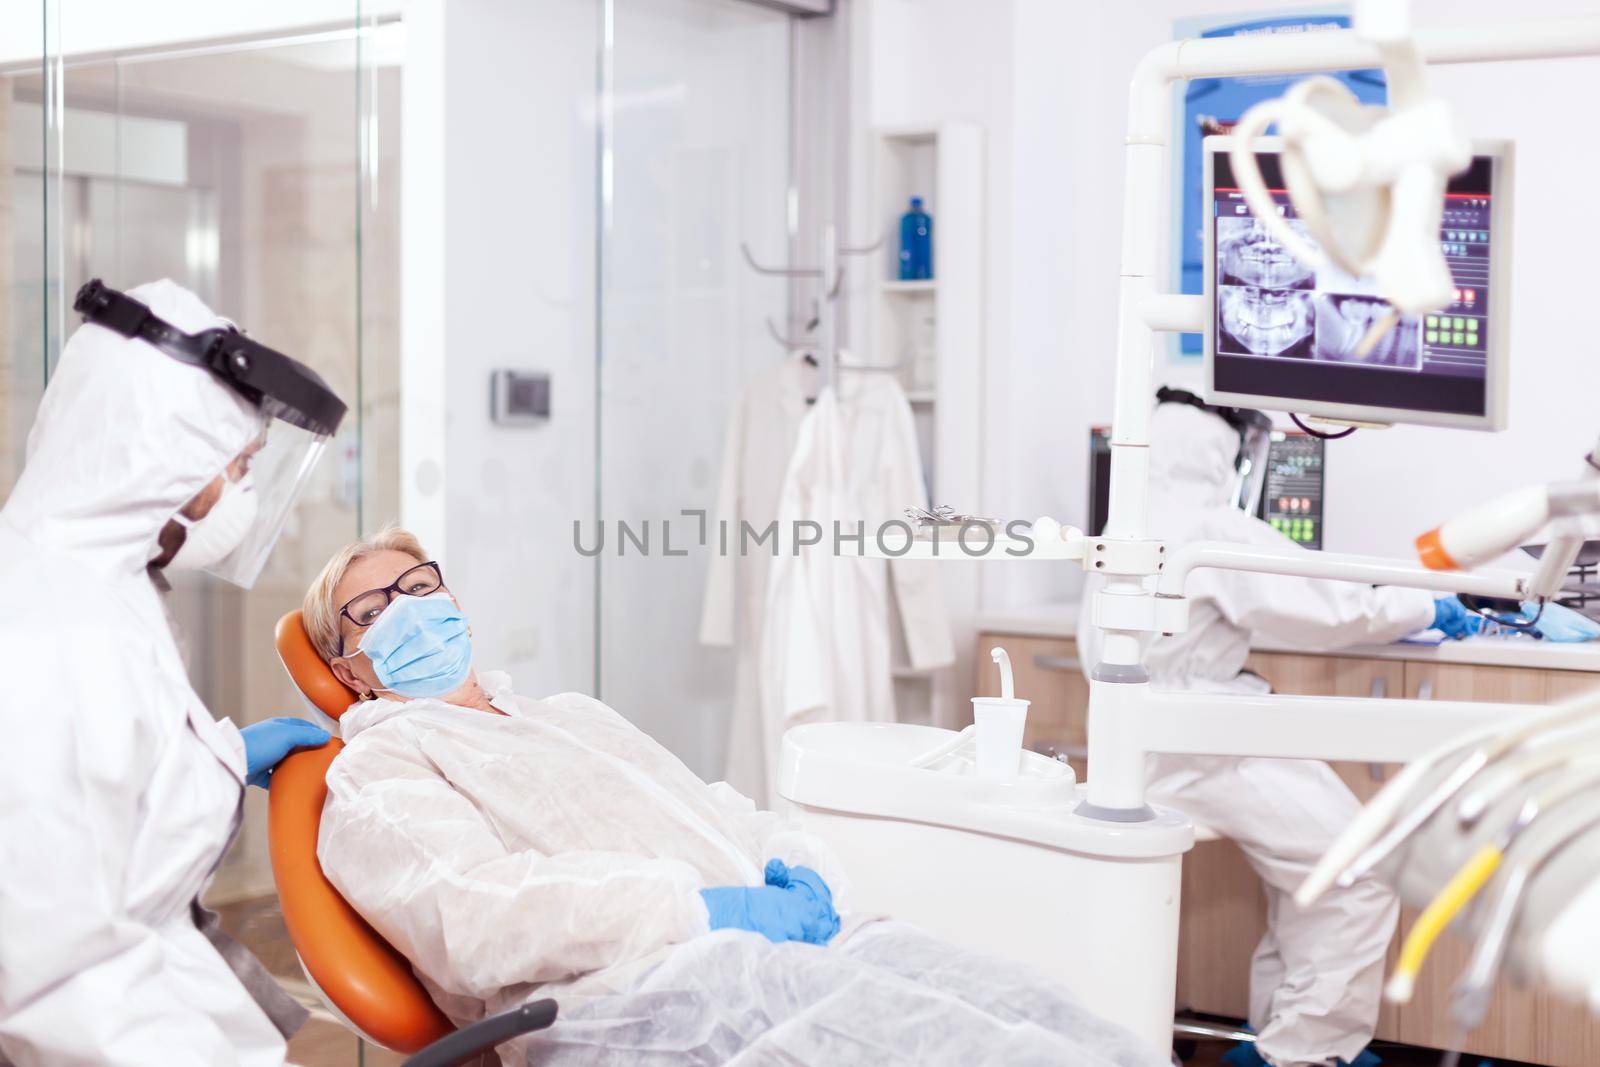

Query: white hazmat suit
[318,672,1167,1066]
[0,281,300,1065]
[1078,403,1436,1067]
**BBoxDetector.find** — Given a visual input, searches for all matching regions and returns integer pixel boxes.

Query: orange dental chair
[268,610,557,1067]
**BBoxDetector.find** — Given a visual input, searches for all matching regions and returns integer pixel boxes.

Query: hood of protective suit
[1,280,262,580]
[1147,401,1240,520]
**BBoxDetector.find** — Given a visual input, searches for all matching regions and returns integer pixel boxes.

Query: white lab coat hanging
[757,375,954,803]
[699,355,819,800]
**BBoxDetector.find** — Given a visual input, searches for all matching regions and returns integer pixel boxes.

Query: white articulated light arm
[1417,434,1600,598]
[1155,541,1530,605]
[1227,0,1472,321]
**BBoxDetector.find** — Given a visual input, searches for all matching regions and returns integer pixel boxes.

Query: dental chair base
[778,722,1193,1052]
[399,1000,559,1067]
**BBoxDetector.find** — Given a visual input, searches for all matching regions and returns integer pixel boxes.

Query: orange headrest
[268,743,455,1052]
[275,610,359,720]
[269,610,454,1051]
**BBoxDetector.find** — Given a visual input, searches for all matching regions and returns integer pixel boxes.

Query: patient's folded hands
[699,859,841,946]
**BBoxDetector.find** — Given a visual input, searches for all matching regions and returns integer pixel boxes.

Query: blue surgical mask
[359,593,474,698]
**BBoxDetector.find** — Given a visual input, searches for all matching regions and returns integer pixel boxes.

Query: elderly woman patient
[304,527,1162,1067]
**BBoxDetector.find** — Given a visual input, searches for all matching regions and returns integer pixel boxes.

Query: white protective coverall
[0,281,297,1065]
[757,377,954,803]
[1078,403,1436,1067]
[318,673,1166,1067]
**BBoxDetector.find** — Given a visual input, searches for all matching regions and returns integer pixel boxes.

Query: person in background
[0,280,339,1066]
[1079,391,1482,1067]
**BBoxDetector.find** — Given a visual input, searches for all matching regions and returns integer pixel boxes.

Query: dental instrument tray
[905,504,1000,541]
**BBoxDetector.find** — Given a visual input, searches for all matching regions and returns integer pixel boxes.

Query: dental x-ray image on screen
[1217,216,1315,290]
[1217,285,1314,359]
[1205,141,1504,428]
[1213,215,1421,367]
[1312,294,1420,368]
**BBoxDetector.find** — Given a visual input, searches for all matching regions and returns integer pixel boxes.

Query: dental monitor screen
[1203,138,1510,430]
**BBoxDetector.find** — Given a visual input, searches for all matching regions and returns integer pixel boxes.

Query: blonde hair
[303,524,429,662]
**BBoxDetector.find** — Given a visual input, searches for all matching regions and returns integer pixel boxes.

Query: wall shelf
[867,120,984,729]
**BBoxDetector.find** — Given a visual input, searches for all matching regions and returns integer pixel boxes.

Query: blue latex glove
[1431,596,1484,640]
[240,717,331,789]
[1527,601,1600,643]
[763,859,840,943]
[700,859,840,945]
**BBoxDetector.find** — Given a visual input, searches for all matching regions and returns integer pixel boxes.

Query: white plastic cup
[971,696,1030,780]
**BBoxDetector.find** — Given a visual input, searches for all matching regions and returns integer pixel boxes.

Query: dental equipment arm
[1417,433,1600,600]
[1155,540,1529,603]
[1418,484,1600,573]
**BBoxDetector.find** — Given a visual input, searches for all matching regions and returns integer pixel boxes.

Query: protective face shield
[73,279,345,587]
[1155,387,1273,514]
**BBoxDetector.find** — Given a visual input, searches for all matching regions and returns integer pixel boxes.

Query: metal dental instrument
[1455,720,1600,828]
[1338,748,1492,890]
[1333,694,1600,891]
[1386,796,1539,1003]
[1450,784,1600,1031]
[1390,765,1600,1005]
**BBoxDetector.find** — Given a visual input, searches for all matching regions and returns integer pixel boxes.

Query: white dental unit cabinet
[974,604,1600,1066]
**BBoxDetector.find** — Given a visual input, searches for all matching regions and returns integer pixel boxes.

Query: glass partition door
[598,0,793,779]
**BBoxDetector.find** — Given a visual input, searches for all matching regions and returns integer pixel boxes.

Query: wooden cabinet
[973,631,1600,1065]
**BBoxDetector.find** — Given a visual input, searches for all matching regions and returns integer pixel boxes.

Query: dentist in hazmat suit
[1080,391,1479,1067]
[0,280,345,1065]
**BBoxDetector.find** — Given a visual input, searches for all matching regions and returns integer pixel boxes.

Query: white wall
[404,0,600,696]
[856,0,1600,611]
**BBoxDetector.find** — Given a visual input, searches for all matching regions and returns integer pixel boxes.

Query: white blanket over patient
[318,673,1165,1066]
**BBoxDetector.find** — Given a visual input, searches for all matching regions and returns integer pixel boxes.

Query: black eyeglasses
[336,561,445,656]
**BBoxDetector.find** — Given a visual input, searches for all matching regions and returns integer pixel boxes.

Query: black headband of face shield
[1155,386,1271,442]
[73,279,347,437]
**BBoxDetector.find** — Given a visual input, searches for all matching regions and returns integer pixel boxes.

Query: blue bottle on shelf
[898,195,933,281]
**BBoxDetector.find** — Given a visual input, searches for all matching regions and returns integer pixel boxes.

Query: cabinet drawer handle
[1367,676,1389,781]
[1033,654,1082,673]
